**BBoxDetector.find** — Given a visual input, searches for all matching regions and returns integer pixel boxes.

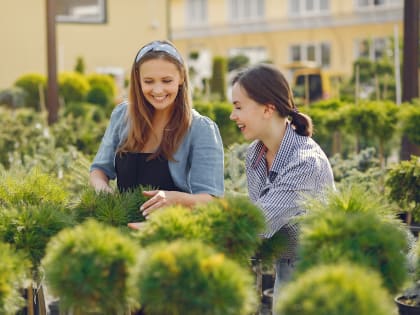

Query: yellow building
[0,0,404,93]
[172,0,404,84]
[0,0,168,90]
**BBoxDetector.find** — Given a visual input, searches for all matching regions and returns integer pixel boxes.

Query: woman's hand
[141,190,179,218]
[140,190,215,218]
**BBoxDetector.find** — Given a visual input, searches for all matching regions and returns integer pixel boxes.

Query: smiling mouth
[153,95,167,101]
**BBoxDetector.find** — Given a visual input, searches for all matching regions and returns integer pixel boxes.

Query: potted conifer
[386,155,420,228]
[275,263,395,315]
[395,240,420,314]
[42,219,140,314]
[297,186,409,294]
[135,239,257,315]
[0,169,74,314]
[0,242,30,315]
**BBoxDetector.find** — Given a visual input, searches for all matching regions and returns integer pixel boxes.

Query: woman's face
[139,58,183,112]
[230,82,268,141]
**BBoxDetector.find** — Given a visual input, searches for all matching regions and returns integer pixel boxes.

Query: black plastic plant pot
[395,296,420,315]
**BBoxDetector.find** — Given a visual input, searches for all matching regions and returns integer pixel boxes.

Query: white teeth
[154,96,166,101]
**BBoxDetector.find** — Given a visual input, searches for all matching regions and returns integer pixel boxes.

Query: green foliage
[213,101,243,147]
[51,112,108,156]
[0,203,74,280]
[63,101,107,122]
[275,263,394,315]
[87,73,117,99]
[254,230,288,268]
[386,156,420,220]
[224,142,248,194]
[135,205,201,247]
[0,87,27,109]
[42,220,140,313]
[297,187,408,293]
[330,147,384,194]
[301,100,349,156]
[14,73,46,111]
[228,54,249,72]
[400,103,420,146]
[195,195,266,265]
[135,195,265,265]
[193,101,244,147]
[74,56,85,74]
[136,240,257,315]
[0,107,48,169]
[0,168,69,207]
[193,101,215,120]
[0,242,30,315]
[210,56,227,101]
[58,72,90,104]
[71,186,147,228]
[86,85,113,107]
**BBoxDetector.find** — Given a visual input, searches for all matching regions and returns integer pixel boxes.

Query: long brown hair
[232,63,313,137]
[118,40,192,160]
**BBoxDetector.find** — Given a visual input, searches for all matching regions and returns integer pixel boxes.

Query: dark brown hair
[118,40,192,160]
[232,63,313,137]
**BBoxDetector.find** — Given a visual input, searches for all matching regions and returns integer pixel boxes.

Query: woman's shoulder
[110,101,128,117]
[191,109,218,130]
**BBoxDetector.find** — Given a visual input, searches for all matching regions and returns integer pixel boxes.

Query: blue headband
[135,42,183,64]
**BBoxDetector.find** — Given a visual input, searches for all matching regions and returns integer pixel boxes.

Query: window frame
[228,0,265,22]
[186,0,208,26]
[55,0,107,24]
[288,0,330,16]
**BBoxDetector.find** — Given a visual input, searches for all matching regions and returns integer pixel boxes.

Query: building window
[355,37,390,60]
[229,0,265,21]
[56,0,106,23]
[289,0,330,16]
[289,42,331,67]
[354,0,402,9]
[186,0,208,25]
[228,46,268,65]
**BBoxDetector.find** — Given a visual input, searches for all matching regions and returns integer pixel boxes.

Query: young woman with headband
[89,40,224,223]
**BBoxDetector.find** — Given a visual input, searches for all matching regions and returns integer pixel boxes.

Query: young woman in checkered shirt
[230,63,335,314]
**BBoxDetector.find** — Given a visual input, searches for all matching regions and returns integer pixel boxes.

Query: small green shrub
[0,203,73,280]
[136,240,257,315]
[275,263,394,315]
[71,186,147,228]
[59,72,90,104]
[14,73,46,111]
[193,101,215,120]
[86,85,113,107]
[386,155,420,221]
[0,87,27,109]
[74,56,85,74]
[134,195,266,266]
[87,73,117,98]
[195,195,265,265]
[0,242,31,315]
[0,168,69,207]
[297,187,408,293]
[400,102,420,146]
[210,56,227,101]
[42,220,140,314]
[212,101,243,147]
[134,205,201,247]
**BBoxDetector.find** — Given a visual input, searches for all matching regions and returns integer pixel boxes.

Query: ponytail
[290,110,313,137]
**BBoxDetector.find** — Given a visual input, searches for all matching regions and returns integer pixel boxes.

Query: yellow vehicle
[285,62,342,105]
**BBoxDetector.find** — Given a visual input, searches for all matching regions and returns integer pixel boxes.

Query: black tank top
[115,152,179,193]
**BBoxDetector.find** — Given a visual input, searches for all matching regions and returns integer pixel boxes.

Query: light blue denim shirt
[90,102,225,197]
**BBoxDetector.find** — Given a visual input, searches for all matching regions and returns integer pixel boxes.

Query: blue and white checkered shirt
[246,122,335,259]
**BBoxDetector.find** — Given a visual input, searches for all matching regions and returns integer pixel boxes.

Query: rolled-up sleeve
[188,117,225,197]
[90,104,127,179]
